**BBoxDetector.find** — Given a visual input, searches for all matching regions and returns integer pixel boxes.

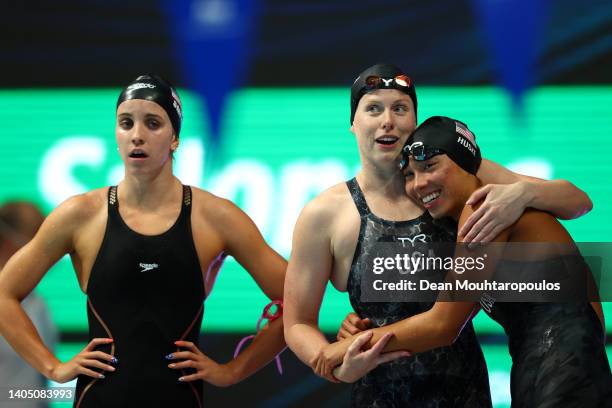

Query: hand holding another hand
[333,332,411,383]
[337,312,371,340]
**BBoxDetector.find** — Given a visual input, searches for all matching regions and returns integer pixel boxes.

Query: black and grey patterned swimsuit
[482,258,612,407]
[345,178,492,408]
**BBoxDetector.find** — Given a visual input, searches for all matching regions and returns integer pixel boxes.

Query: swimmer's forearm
[0,297,60,378]
[367,302,479,354]
[367,311,452,354]
[520,179,592,220]
[284,321,331,368]
[478,160,591,219]
[226,317,286,383]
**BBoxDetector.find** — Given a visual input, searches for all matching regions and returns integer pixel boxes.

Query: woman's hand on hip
[167,340,236,387]
[50,338,117,383]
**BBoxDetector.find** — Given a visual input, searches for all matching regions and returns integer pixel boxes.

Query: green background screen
[3,87,611,407]
[2,87,610,334]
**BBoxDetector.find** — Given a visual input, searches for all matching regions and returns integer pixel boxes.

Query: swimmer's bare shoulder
[284,182,359,298]
[189,186,252,232]
[0,188,108,298]
[188,186,272,258]
[40,188,108,254]
[187,187,229,249]
[189,186,285,299]
[509,209,573,243]
[299,182,355,237]
[290,182,358,279]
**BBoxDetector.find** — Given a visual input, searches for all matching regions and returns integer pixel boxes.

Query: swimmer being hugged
[324,116,612,407]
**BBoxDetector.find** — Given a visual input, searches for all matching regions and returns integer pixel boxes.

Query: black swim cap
[117,74,183,137]
[401,116,481,175]
[350,63,417,125]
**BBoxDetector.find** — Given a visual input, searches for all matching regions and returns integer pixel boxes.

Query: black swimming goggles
[399,141,444,170]
[365,74,412,91]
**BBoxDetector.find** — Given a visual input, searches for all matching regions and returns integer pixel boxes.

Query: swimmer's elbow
[283,320,294,341]
[578,193,593,218]
[567,183,593,219]
[283,318,306,347]
[559,180,593,220]
[282,320,294,343]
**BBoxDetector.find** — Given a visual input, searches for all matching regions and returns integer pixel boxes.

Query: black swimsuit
[74,186,205,408]
[345,178,492,408]
[482,257,612,407]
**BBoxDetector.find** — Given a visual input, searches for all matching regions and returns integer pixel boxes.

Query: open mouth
[129,149,148,159]
[375,135,399,146]
[421,190,441,205]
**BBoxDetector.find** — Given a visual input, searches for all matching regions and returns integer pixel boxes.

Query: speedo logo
[127,83,156,91]
[139,263,159,272]
[457,136,477,156]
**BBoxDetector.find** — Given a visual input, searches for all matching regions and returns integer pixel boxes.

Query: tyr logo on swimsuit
[397,234,427,247]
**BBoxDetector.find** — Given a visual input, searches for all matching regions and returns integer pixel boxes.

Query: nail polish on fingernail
[165,353,174,360]
[111,357,118,364]
[178,377,184,382]
[99,374,105,379]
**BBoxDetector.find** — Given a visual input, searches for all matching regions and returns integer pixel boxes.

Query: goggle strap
[233,300,285,375]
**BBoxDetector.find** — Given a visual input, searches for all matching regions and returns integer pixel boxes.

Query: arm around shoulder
[477,159,592,220]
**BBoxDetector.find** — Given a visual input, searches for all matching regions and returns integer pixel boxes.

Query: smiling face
[404,154,475,220]
[350,89,416,169]
[116,99,178,175]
